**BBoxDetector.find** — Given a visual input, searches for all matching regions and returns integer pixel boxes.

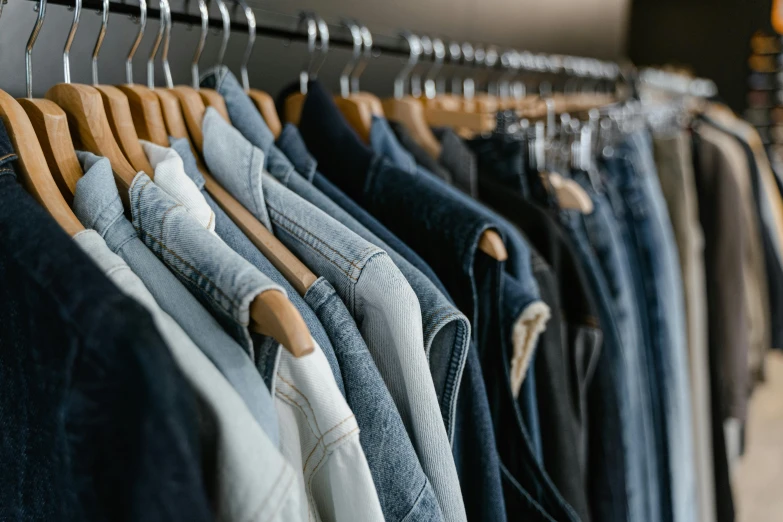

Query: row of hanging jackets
[0,24,777,520]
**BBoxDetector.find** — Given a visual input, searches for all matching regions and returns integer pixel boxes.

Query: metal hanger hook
[126,0,146,84]
[90,0,109,85]
[461,42,476,100]
[146,0,164,87]
[350,24,373,93]
[25,0,47,97]
[410,35,432,98]
[235,0,255,92]
[62,0,81,84]
[312,15,329,79]
[424,37,444,99]
[447,41,462,95]
[394,31,421,99]
[159,0,173,88]
[297,11,317,94]
[213,0,230,67]
[339,18,362,98]
[191,0,208,88]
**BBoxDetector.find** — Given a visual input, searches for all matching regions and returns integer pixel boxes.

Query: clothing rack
[25,0,621,82]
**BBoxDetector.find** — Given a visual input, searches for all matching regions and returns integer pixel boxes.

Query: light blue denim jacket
[211,72,470,443]
[171,136,445,522]
[72,151,280,445]
[199,104,467,522]
[129,171,285,388]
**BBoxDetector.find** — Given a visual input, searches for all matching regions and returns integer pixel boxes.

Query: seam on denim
[306,426,360,494]
[438,317,470,443]
[104,264,131,279]
[399,480,431,522]
[421,307,462,339]
[135,218,249,322]
[0,167,15,177]
[302,415,357,473]
[249,147,267,218]
[276,389,321,446]
[269,200,378,272]
[246,462,295,522]
[267,205,375,282]
[276,374,323,432]
[0,153,17,163]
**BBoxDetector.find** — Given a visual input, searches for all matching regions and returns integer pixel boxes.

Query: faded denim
[171,137,444,522]
[0,134,212,522]
[72,151,280,443]
[129,166,383,521]
[129,171,285,389]
[289,79,578,522]
[200,107,466,522]
[201,69,470,440]
[274,124,471,442]
[603,131,697,522]
[74,229,306,522]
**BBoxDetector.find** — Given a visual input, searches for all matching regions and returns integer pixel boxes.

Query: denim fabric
[74,229,306,522]
[274,124,471,442]
[0,137,212,521]
[272,129,507,522]
[573,171,661,522]
[603,131,697,522]
[389,120,454,184]
[369,116,548,401]
[304,278,444,522]
[432,127,479,197]
[129,160,382,520]
[72,151,280,443]
[276,124,454,301]
[478,174,600,522]
[156,142,344,396]
[201,71,470,440]
[289,79,577,522]
[171,137,443,522]
[129,171,286,384]
[200,109,466,522]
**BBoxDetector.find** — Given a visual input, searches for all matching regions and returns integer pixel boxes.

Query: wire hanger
[198,0,231,121]
[283,11,323,125]
[92,0,154,173]
[0,0,83,235]
[45,0,138,208]
[17,0,82,203]
[381,32,443,158]
[332,18,374,142]
[238,0,282,138]
[349,24,385,116]
[111,0,168,146]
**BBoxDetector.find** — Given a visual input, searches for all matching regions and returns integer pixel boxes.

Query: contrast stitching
[302,414,357,471]
[306,426,360,495]
[0,153,16,162]
[276,390,319,440]
[277,374,321,431]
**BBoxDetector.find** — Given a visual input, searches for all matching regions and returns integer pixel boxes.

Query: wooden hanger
[546,172,593,214]
[93,0,153,174]
[17,0,82,202]
[248,90,282,138]
[0,90,84,236]
[383,96,443,157]
[44,0,136,208]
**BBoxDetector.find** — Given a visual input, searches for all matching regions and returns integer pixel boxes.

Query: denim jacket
[74,229,306,522]
[170,137,445,522]
[129,170,384,521]
[199,106,467,522]
[244,115,471,444]
[72,151,280,443]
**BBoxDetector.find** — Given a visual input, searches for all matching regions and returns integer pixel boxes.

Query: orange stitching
[276,374,322,432]
[306,426,360,494]
[0,153,16,162]
[276,390,320,442]
[302,414,357,472]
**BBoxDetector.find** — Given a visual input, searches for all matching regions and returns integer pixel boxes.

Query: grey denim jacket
[199,103,468,522]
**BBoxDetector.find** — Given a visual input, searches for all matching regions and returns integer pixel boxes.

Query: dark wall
[628,0,773,112]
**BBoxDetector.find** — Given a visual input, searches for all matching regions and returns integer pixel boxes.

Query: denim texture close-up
[287,78,578,522]
[72,151,280,442]
[0,131,213,522]
[74,229,306,522]
[166,137,345,395]
[174,133,444,522]
[274,123,471,442]
[199,106,466,522]
[603,130,697,522]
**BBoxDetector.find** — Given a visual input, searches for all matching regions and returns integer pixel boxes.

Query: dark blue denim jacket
[0,124,212,522]
[286,79,579,522]
[170,137,445,522]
